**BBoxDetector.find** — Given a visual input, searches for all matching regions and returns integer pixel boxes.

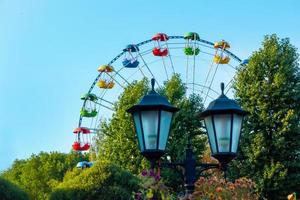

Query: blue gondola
[241,59,249,65]
[123,44,139,52]
[122,44,140,68]
[122,59,139,68]
[76,161,93,169]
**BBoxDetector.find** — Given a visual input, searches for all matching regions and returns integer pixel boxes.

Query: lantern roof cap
[200,83,247,117]
[127,79,179,113]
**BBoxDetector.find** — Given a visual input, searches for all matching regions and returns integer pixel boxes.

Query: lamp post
[127,79,247,195]
[127,78,179,168]
[200,83,247,168]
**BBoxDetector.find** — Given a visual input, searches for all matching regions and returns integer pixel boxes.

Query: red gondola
[73,127,90,134]
[152,33,169,41]
[72,142,90,151]
[152,33,169,57]
[72,127,91,151]
[152,48,168,56]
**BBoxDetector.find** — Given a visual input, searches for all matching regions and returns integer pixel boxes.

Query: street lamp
[127,80,246,194]
[127,79,179,168]
[200,82,247,167]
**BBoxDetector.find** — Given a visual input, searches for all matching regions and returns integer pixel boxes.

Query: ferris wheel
[71,32,247,164]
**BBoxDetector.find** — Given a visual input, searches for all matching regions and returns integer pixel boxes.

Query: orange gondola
[97,65,114,73]
[214,40,230,49]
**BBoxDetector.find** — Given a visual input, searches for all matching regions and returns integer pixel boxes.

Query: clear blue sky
[0,0,299,170]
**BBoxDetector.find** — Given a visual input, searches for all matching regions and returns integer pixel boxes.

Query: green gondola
[80,93,98,102]
[80,108,98,117]
[183,32,200,40]
[184,47,200,56]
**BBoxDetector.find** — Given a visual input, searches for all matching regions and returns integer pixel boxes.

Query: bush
[134,169,175,200]
[0,177,29,200]
[1,151,83,199]
[49,161,139,200]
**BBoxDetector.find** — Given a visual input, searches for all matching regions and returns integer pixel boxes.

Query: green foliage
[49,161,139,200]
[230,34,300,199]
[0,177,29,200]
[1,151,83,200]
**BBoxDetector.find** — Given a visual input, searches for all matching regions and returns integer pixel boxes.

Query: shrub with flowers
[287,192,296,200]
[189,176,259,200]
[134,169,176,200]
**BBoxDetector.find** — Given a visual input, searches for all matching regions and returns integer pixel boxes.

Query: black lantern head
[127,79,179,161]
[200,83,247,166]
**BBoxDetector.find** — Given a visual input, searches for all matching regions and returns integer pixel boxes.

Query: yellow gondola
[97,80,115,89]
[97,80,106,88]
[214,55,230,64]
[97,65,114,73]
[214,40,230,49]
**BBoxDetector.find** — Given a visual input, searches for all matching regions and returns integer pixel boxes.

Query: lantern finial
[221,82,225,95]
[151,78,155,91]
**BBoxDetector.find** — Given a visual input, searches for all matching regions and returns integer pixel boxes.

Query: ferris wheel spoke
[192,39,197,93]
[92,89,114,129]
[227,63,239,70]
[202,49,219,94]
[137,52,162,89]
[165,42,175,74]
[204,48,227,104]
[113,67,131,85]
[90,115,95,130]
[199,50,215,57]
[186,86,215,100]
[203,63,220,104]
[104,72,125,89]
[138,66,147,79]
[156,40,170,80]
[124,66,145,82]
[161,56,169,80]
[94,102,114,111]
[92,104,101,130]
[186,83,220,96]
[95,97,114,105]
[186,55,189,87]
[199,43,215,51]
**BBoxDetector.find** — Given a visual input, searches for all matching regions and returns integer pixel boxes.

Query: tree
[96,74,207,192]
[49,161,139,200]
[1,151,83,200]
[96,79,149,174]
[0,177,29,200]
[157,74,207,162]
[230,34,300,199]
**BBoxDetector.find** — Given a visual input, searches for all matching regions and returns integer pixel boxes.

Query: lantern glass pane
[214,114,231,153]
[141,110,159,150]
[204,116,217,154]
[133,112,144,151]
[159,110,173,150]
[231,114,243,153]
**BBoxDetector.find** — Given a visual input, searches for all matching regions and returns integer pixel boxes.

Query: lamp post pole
[160,141,220,195]
[127,79,247,195]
